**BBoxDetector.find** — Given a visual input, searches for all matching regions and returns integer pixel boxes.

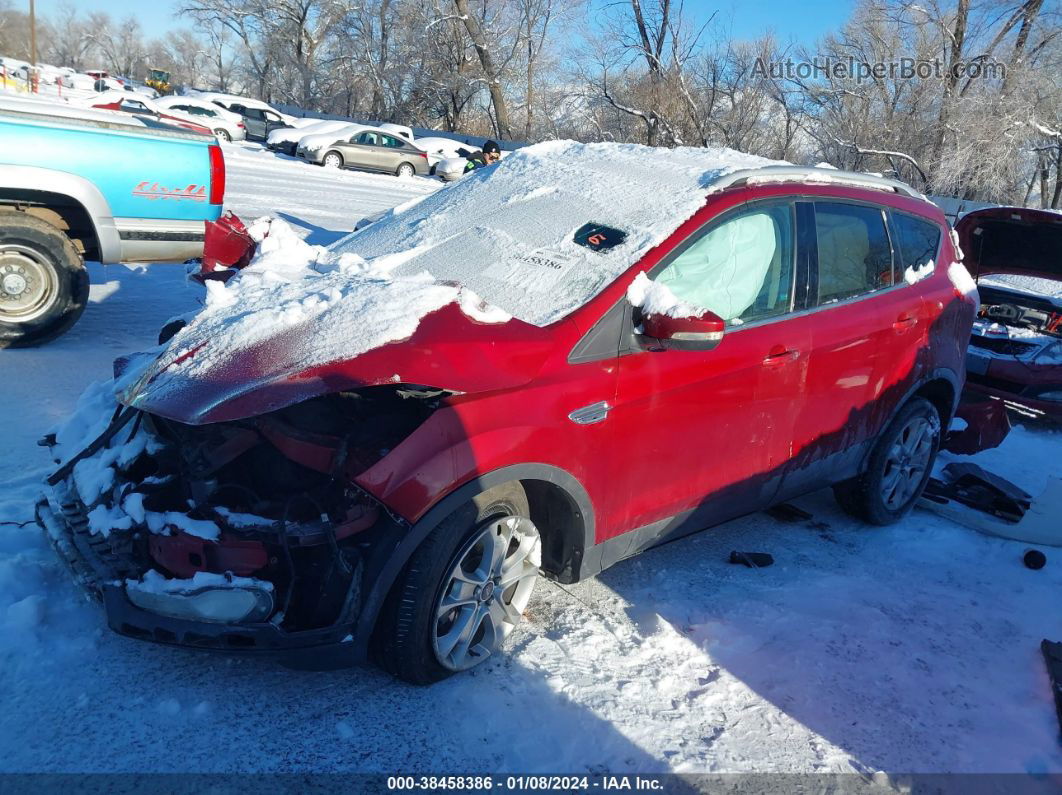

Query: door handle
[893,312,918,332]
[763,346,799,366]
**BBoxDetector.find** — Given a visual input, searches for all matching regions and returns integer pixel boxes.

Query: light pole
[29,0,37,66]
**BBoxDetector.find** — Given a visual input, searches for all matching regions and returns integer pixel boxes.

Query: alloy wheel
[432,515,540,671]
[880,415,936,510]
[323,153,341,168]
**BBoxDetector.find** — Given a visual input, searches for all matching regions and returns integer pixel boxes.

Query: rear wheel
[0,213,88,348]
[396,162,415,178]
[833,397,942,525]
[373,482,540,684]
[323,151,343,169]
[214,128,231,142]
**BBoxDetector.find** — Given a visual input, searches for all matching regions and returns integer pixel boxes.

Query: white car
[155,95,246,141]
[433,156,472,182]
[432,146,508,181]
[58,73,97,91]
[267,119,353,155]
[295,123,368,163]
[413,136,468,168]
[192,92,297,126]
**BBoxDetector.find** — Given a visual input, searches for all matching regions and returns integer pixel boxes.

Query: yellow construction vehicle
[145,68,172,95]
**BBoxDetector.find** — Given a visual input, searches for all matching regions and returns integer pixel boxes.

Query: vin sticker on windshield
[483,249,579,293]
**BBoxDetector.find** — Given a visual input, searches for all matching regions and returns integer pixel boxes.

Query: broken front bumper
[35,486,370,669]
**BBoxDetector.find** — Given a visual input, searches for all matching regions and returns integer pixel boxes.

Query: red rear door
[780,200,933,498]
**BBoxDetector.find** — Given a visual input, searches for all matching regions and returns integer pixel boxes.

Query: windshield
[330,140,781,327]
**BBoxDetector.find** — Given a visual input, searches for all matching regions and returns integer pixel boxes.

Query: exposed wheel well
[913,378,956,427]
[520,478,589,584]
[0,190,97,261]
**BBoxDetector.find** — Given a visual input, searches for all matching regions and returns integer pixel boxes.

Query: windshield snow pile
[332,140,785,326]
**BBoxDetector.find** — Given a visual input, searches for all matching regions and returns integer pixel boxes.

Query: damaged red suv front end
[36,296,555,666]
[36,386,441,663]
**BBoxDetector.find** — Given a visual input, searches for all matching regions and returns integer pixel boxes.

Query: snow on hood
[115,216,516,423]
[117,140,784,423]
[332,140,785,327]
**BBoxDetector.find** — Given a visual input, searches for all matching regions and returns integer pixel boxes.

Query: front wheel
[833,397,942,525]
[396,162,416,178]
[373,482,540,684]
[0,213,88,348]
[323,151,343,169]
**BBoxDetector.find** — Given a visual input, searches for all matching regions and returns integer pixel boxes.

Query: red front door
[605,198,809,539]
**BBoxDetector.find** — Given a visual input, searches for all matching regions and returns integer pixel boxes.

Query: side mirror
[640,310,725,351]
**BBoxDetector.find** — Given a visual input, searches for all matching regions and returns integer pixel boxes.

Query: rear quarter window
[893,214,942,272]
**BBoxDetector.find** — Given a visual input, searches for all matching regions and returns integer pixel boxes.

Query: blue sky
[31,0,851,47]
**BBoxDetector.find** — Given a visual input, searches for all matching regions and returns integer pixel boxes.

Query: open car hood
[955,207,1062,282]
[115,302,557,425]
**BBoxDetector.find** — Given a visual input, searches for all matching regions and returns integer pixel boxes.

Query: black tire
[0,213,88,348]
[323,151,344,169]
[373,482,531,685]
[214,128,232,142]
[396,162,416,178]
[833,397,942,525]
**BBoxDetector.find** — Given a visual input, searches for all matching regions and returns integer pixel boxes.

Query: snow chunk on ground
[333,140,786,327]
[626,272,702,318]
[904,258,935,285]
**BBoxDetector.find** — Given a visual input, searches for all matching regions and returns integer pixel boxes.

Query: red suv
[37,147,976,683]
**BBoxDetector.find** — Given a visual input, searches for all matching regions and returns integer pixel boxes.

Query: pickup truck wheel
[833,397,941,525]
[323,151,343,169]
[373,482,539,684]
[396,162,416,178]
[0,213,88,348]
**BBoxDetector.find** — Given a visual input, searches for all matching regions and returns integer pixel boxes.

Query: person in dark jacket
[464,140,501,173]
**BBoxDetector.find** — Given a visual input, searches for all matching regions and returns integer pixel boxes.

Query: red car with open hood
[955,206,1062,422]
[37,143,977,683]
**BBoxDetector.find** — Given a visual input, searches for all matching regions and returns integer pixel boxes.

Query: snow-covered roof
[333,140,785,326]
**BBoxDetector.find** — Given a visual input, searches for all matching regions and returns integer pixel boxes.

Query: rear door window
[892,213,941,272]
[813,202,894,304]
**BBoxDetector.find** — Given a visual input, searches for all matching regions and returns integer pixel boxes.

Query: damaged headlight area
[37,384,450,655]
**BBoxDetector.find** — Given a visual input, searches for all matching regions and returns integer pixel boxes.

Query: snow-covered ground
[1,144,1061,775]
